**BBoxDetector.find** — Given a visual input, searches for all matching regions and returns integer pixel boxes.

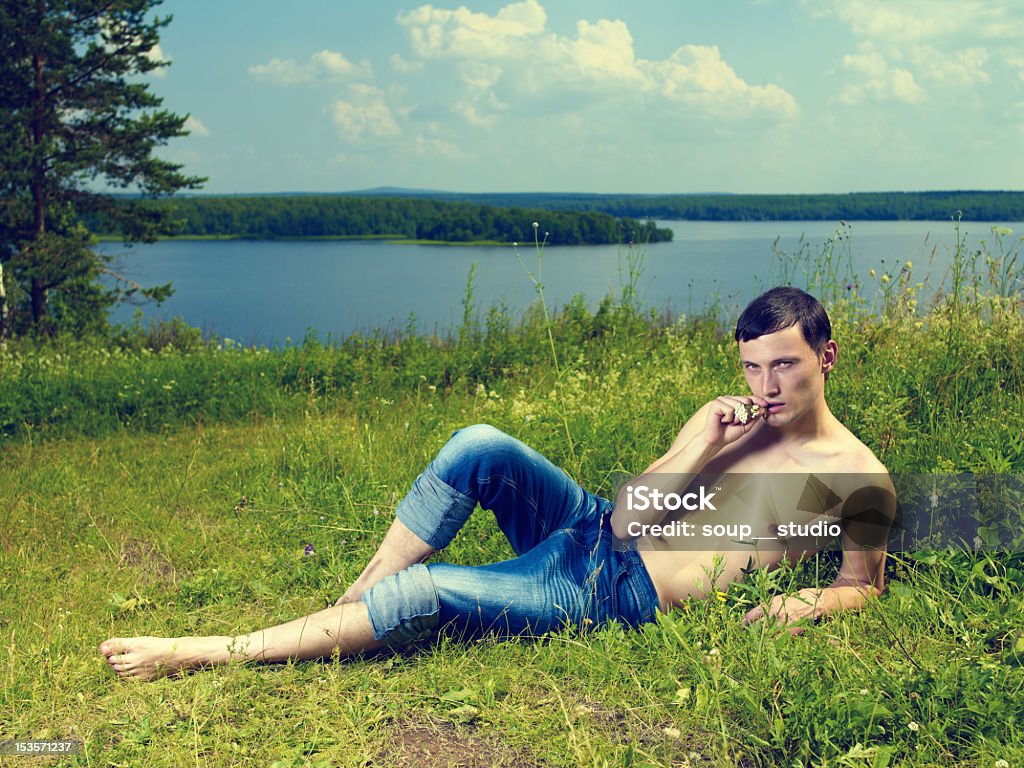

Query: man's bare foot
[99,636,230,681]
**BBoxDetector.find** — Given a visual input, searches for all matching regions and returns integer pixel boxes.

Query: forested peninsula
[94,196,672,245]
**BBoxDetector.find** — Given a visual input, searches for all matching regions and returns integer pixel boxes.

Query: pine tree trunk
[30,15,47,332]
[30,277,46,327]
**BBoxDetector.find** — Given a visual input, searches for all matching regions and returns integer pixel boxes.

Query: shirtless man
[100,287,895,680]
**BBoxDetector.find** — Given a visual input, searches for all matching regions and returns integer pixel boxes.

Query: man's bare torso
[636,417,885,610]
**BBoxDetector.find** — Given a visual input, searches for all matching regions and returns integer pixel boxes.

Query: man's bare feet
[99,636,230,681]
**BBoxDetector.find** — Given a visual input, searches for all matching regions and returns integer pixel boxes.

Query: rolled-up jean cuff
[395,465,478,550]
[361,563,440,648]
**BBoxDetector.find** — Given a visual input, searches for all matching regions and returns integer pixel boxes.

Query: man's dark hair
[734,287,832,354]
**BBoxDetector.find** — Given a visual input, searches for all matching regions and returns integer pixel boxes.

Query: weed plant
[0,223,1023,766]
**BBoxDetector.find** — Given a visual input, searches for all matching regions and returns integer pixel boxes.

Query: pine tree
[0,0,204,336]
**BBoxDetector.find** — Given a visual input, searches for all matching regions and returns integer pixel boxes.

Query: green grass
[1,226,1023,766]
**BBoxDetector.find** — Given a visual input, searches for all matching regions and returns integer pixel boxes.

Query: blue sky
[150,0,1024,194]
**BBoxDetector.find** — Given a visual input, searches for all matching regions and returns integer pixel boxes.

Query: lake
[101,219,1022,346]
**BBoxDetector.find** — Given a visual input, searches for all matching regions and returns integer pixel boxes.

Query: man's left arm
[743,479,897,632]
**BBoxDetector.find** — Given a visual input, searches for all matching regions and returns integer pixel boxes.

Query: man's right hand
[702,396,769,448]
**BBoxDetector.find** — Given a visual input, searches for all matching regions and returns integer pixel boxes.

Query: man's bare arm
[744,478,896,631]
[610,397,768,539]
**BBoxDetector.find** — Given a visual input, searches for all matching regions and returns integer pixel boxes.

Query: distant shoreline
[86,191,1022,246]
[95,234,515,246]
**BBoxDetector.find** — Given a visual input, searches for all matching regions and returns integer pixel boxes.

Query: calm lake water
[102,219,1022,346]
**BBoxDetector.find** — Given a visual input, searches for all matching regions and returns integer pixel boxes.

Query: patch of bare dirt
[118,538,177,580]
[380,718,539,768]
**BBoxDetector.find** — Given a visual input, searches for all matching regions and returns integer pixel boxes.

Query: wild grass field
[1,225,1023,767]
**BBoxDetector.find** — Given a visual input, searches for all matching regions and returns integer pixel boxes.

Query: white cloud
[330,85,400,141]
[455,101,497,128]
[912,45,991,88]
[390,53,423,73]
[100,19,170,75]
[452,62,507,128]
[147,43,170,76]
[398,0,547,59]
[249,50,372,84]
[813,1,1014,105]
[459,61,503,93]
[184,115,210,137]
[836,43,924,105]
[249,58,306,84]
[810,0,1023,43]
[397,0,798,123]
[654,45,799,119]
[415,134,466,159]
[560,19,647,87]
[310,50,364,78]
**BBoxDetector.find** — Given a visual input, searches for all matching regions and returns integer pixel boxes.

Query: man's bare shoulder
[824,424,896,511]
[832,421,889,476]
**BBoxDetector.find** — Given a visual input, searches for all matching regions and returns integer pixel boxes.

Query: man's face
[737,324,835,427]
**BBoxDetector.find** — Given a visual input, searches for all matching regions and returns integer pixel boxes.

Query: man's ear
[821,339,838,375]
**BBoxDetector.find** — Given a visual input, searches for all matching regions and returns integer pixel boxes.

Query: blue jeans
[360,424,661,648]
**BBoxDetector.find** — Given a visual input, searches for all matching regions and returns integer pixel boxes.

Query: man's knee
[360,563,440,649]
[444,423,511,456]
[434,424,525,474]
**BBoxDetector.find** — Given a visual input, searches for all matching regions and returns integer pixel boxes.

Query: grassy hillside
[1,230,1023,766]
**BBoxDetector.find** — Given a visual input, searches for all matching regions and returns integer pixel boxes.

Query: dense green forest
[90,196,672,245]
[87,190,1022,247]
[350,189,1024,222]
